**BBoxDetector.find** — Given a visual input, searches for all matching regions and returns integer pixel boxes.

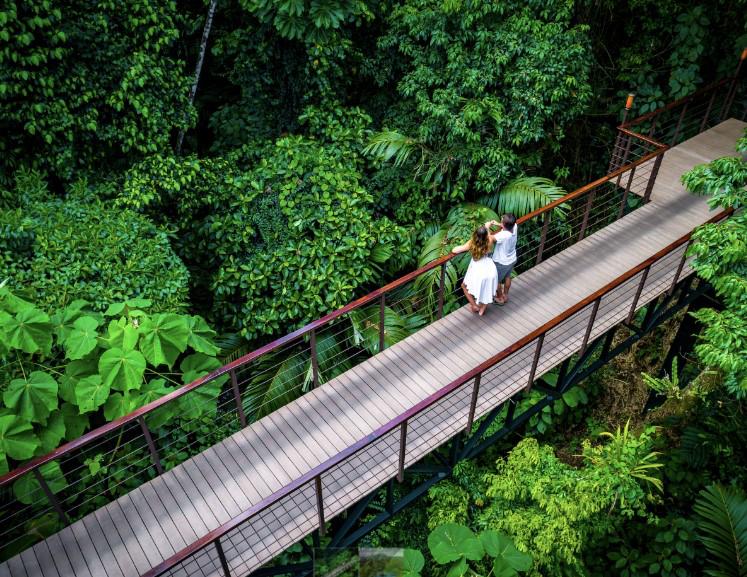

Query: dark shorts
[494,261,514,283]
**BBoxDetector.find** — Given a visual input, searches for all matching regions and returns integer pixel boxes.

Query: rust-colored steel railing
[138,209,730,577]
[0,142,664,562]
[3,72,734,562]
[11,66,736,559]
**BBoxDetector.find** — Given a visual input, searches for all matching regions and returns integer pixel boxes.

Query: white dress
[463,255,499,305]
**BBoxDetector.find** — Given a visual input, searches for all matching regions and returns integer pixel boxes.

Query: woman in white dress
[451,225,499,316]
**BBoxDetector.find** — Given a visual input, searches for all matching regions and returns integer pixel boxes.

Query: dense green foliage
[0,288,225,478]
[682,131,747,397]
[0,171,189,312]
[1,0,746,571]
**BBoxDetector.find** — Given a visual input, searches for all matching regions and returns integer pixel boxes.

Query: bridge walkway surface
[1,117,744,577]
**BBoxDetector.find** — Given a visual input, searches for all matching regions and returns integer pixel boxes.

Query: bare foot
[470,304,479,313]
[478,305,487,316]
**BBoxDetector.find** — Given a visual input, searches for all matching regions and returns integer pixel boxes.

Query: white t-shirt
[492,224,518,265]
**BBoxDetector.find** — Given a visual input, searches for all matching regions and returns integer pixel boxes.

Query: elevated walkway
[1,117,744,577]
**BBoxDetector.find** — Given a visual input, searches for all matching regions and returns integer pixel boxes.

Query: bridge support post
[642,154,664,204]
[525,335,544,392]
[617,165,636,219]
[397,421,407,482]
[465,373,481,434]
[310,330,320,389]
[32,468,69,525]
[627,265,650,324]
[438,263,446,318]
[379,295,386,352]
[315,476,326,537]
[579,297,601,356]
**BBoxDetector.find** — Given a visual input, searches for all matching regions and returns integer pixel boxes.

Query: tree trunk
[176,0,218,155]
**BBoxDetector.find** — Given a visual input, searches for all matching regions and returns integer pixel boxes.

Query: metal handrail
[140,208,731,577]
[0,140,662,488]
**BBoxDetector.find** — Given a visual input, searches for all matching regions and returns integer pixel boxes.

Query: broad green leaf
[133,378,172,407]
[180,353,224,385]
[64,316,100,360]
[446,558,469,577]
[50,300,89,341]
[59,357,98,404]
[3,372,58,424]
[75,375,110,413]
[0,288,35,314]
[480,531,532,571]
[103,302,126,317]
[428,523,484,564]
[402,549,425,577]
[13,461,66,505]
[105,317,140,351]
[60,403,89,440]
[103,393,136,421]
[186,316,219,355]
[0,414,39,460]
[36,410,66,454]
[99,347,146,393]
[2,308,53,355]
[139,313,190,368]
[244,352,306,421]
[125,298,152,309]
[492,559,519,577]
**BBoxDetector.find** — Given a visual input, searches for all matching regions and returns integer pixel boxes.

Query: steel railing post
[230,369,247,427]
[642,154,664,204]
[32,467,69,525]
[627,266,651,324]
[397,421,407,482]
[215,538,232,577]
[525,334,545,392]
[310,329,320,389]
[536,212,551,265]
[579,297,602,356]
[138,416,164,476]
[315,476,325,536]
[465,373,482,434]
[670,102,689,145]
[438,263,447,319]
[577,190,596,241]
[379,294,386,352]
[617,165,636,219]
[668,241,691,296]
[700,90,717,132]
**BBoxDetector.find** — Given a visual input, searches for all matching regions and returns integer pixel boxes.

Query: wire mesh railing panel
[321,428,401,522]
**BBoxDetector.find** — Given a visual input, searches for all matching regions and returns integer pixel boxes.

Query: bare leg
[503,276,512,303]
[462,283,479,313]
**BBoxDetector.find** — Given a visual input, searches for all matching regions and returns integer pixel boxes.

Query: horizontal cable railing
[140,208,730,577]
[3,69,742,562]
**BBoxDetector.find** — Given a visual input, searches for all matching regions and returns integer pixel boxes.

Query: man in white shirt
[486,213,518,305]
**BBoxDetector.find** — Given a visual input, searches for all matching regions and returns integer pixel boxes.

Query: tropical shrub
[0,197,189,313]
[682,131,747,397]
[0,288,225,480]
[0,0,193,182]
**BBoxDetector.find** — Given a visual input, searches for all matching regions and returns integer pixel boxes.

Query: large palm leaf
[363,131,422,167]
[693,484,747,577]
[348,306,413,355]
[479,176,568,218]
[242,349,308,422]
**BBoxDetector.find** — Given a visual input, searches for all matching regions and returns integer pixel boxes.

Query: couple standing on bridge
[451,213,518,316]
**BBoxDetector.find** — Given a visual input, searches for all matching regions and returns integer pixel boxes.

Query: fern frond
[363,131,420,167]
[490,176,568,218]
[694,484,747,577]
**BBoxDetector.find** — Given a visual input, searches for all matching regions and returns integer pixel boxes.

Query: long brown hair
[469,226,490,260]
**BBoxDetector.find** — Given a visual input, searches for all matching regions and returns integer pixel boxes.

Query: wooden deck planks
[3,118,744,577]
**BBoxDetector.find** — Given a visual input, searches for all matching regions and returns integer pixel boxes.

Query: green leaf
[0,414,39,460]
[446,558,469,577]
[36,410,66,454]
[402,549,425,577]
[176,354,226,420]
[74,375,110,413]
[13,461,66,505]
[64,316,100,360]
[693,484,747,577]
[105,317,140,351]
[428,523,484,564]
[50,300,89,341]
[133,378,172,407]
[99,347,146,393]
[59,357,98,404]
[103,302,126,317]
[3,372,58,424]
[492,558,519,577]
[480,531,532,571]
[2,307,53,355]
[60,403,89,440]
[103,393,135,421]
[139,313,190,368]
[186,316,219,355]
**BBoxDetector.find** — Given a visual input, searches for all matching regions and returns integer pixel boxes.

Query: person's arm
[451,240,472,254]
